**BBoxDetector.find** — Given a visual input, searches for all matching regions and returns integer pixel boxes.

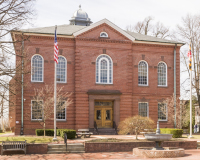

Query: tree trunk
[43,122,45,137]
[135,127,138,140]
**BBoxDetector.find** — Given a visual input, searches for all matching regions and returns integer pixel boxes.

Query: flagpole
[189,68,193,138]
[189,43,193,138]
[53,25,57,141]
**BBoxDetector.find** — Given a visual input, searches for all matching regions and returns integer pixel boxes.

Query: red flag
[187,43,192,58]
[188,43,192,70]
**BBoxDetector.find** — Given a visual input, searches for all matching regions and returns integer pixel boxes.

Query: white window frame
[157,61,167,87]
[31,100,43,121]
[138,60,148,86]
[31,54,44,82]
[158,103,168,121]
[56,56,67,83]
[56,101,66,121]
[138,102,149,117]
[96,54,113,84]
[100,32,108,37]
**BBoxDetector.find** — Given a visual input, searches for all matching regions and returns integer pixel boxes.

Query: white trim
[31,54,44,82]
[95,54,113,84]
[73,19,135,41]
[157,61,167,87]
[138,102,149,117]
[100,32,108,37]
[158,102,168,121]
[56,56,67,83]
[138,60,148,86]
[31,100,43,121]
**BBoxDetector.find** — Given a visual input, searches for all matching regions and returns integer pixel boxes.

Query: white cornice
[73,19,135,41]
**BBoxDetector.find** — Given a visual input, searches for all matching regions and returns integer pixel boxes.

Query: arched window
[138,61,148,85]
[157,62,167,86]
[96,54,113,84]
[100,32,108,37]
[57,56,67,83]
[31,55,43,82]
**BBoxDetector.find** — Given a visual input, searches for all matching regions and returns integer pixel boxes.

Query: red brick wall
[0,144,48,155]
[11,23,180,134]
[85,141,197,153]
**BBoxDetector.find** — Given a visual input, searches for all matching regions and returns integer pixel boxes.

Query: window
[96,54,113,84]
[57,56,67,83]
[158,62,167,86]
[138,61,148,85]
[31,55,43,82]
[158,103,167,121]
[100,32,108,37]
[56,101,66,120]
[138,102,148,117]
[31,100,43,120]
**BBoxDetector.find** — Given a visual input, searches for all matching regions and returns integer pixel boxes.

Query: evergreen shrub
[160,128,183,138]
[35,129,54,136]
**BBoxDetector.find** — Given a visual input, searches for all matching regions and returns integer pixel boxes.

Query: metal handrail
[94,121,99,135]
[113,121,118,135]
[64,133,67,150]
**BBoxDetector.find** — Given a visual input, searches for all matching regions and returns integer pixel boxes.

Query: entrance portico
[87,90,121,128]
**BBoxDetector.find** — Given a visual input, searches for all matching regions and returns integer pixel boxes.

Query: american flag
[54,28,59,64]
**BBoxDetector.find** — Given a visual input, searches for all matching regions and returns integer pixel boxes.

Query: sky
[28,0,200,31]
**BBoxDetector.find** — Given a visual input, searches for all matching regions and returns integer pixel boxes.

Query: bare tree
[0,83,10,132]
[177,14,200,109]
[126,16,172,39]
[158,94,192,129]
[152,22,170,39]
[118,115,155,139]
[0,0,36,103]
[26,85,73,136]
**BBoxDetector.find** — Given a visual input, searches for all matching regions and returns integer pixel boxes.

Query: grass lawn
[0,131,12,135]
[181,134,200,139]
[0,136,63,144]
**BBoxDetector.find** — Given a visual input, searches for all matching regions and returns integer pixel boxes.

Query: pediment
[73,19,135,41]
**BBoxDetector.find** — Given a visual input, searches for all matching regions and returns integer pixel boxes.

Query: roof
[18,19,184,45]
[20,24,86,36]
[126,31,182,44]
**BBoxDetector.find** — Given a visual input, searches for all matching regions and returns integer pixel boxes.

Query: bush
[160,128,183,138]
[35,129,54,136]
[56,129,62,136]
[60,129,76,139]
[35,129,76,139]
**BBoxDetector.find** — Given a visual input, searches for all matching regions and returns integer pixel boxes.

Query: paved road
[1,149,200,160]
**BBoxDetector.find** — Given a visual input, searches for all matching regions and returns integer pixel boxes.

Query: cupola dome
[69,5,92,26]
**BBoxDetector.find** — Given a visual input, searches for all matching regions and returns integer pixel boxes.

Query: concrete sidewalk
[0,149,200,160]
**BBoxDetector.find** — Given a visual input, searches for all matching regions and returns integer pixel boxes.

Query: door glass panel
[106,110,110,120]
[95,101,112,106]
[96,110,101,120]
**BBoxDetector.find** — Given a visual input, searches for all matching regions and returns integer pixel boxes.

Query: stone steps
[90,128,117,135]
[47,143,85,154]
[197,142,200,149]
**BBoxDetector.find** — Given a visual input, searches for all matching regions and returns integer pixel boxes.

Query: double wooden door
[94,101,113,128]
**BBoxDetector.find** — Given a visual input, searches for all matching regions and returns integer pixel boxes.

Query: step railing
[64,133,67,150]
[113,121,118,135]
[94,121,99,135]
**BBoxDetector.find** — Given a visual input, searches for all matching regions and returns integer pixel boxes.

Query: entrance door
[94,101,113,128]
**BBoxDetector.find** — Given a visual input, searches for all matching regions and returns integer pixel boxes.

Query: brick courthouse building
[10,6,183,135]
